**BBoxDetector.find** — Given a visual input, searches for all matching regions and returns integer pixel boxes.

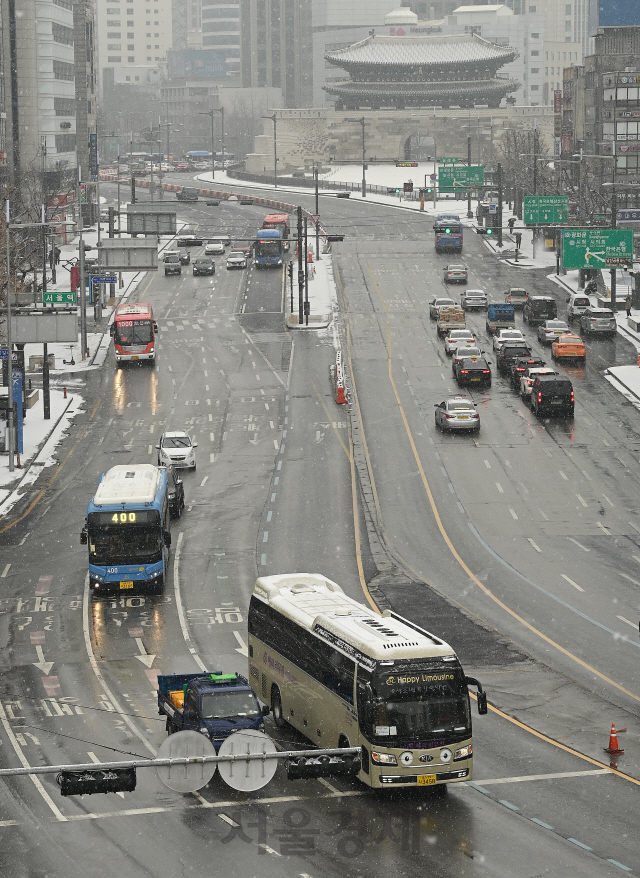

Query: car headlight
[371,751,398,766]
[454,744,472,761]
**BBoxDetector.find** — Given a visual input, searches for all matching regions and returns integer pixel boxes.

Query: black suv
[508,356,545,390]
[530,374,574,418]
[523,295,557,326]
[456,355,492,387]
[496,343,532,376]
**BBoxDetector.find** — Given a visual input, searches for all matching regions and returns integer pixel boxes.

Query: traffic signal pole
[297,206,304,324]
[497,162,503,249]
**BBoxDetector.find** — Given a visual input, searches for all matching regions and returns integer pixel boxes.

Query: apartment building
[96,0,173,87]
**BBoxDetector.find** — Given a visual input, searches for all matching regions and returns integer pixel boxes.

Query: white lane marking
[0,699,67,821]
[200,476,208,487]
[19,532,29,545]
[274,440,279,449]
[617,615,636,629]
[603,438,611,447]
[219,814,239,827]
[629,521,640,536]
[509,508,518,519]
[233,631,248,656]
[597,522,610,535]
[1,564,10,578]
[561,574,584,593]
[473,769,610,785]
[174,532,207,673]
[210,453,215,463]
[317,778,341,795]
[603,495,614,507]
[496,482,504,493]
[618,572,640,587]
[527,538,541,553]
[576,494,588,507]
[568,537,589,552]
[148,445,152,455]
[544,448,552,457]
[83,576,157,756]
[559,471,568,481]
[271,493,276,502]
[210,432,214,442]
[484,460,491,468]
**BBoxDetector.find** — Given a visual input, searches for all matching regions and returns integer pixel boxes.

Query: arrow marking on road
[134,638,156,668]
[33,645,54,675]
[233,631,248,656]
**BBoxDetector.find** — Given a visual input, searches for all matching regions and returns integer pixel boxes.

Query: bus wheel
[271,687,286,728]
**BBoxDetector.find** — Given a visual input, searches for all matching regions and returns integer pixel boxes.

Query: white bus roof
[114,303,152,317]
[253,573,455,663]
[93,465,161,506]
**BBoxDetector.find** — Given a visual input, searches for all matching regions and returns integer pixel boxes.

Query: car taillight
[445,414,454,419]
[591,318,597,322]
[472,413,479,419]
[483,370,490,374]
[571,391,574,402]
[538,392,542,402]
[460,370,468,374]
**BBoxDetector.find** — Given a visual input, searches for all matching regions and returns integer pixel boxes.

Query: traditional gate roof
[324,33,517,71]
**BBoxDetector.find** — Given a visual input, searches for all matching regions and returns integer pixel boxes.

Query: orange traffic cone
[336,380,347,405]
[604,723,624,755]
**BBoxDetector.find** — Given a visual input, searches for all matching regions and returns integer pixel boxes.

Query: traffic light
[515,233,522,248]
[287,262,293,279]
[286,753,361,781]
[326,235,344,242]
[475,227,492,235]
[57,768,137,796]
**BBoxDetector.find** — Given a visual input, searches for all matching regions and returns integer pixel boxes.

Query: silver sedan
[434,397,480,433]
[537,319,570,344]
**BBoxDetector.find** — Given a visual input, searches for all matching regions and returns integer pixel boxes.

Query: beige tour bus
[247,573,487,790]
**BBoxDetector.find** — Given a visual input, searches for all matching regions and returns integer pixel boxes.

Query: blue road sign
[0,349,8,360]
[91,275,117,284]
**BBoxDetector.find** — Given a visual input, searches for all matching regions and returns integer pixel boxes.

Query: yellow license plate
[120,581,134,589]
[131,356,139,361]
[417,775,437,786]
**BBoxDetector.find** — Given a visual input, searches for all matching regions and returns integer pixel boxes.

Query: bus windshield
[435,224,462,235]
[362,664,470,742]
[256,240,282,257]
[115,320,153,346]
[87,521,162,565]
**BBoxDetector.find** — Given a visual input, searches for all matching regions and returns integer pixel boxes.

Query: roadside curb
[0,393,76,520]
[604,368,640,404]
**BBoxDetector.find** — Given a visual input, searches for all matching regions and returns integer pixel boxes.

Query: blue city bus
[81,464,171,595]
[434,214,463,254]
[254,229,284,268]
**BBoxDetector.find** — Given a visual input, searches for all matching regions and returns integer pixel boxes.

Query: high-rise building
[95,0,172,89]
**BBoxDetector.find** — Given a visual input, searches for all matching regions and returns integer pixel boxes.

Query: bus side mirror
[477,692,488,715]
[109,324,115,337]
[80,527,88,545]
[164,531,172,548]
[262,705,270,716]
[153,321,158,332]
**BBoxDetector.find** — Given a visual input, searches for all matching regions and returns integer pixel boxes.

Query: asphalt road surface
[0,185,637,877]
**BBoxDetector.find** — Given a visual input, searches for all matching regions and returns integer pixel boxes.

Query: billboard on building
[591,0,640,30]
[167,50,227,80]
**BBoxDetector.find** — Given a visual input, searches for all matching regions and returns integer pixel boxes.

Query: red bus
[110,303,158,364]
[261,213,290,251]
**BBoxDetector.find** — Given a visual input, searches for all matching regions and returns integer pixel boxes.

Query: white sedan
[537,319,570,344]
[227,251,247,270]
[156,431,198,470]
[444,329,476,357]
[492,328,524,352]
[205,240,226,256]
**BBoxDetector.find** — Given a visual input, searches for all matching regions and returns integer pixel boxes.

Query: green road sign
[43,290,76,305]
[438,157,459,165]
[523,195,569,225]
[438,165,484,194]
[561,228,634,270]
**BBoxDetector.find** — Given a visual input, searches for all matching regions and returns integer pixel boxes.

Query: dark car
[530,374,574,418]
[508,355,545,390]
[456,355,492,387]
[523,295,558,326]
[164,465,185,518]
[174,163,189,172]
[193,257,215,276]
[496,343,533,376]
[178,247,190,265]
[177,187,199,202]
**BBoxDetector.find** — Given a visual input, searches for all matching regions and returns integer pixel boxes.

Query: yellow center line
[311,380,349,458]
[361,261,640,708]
[0,400,100,534]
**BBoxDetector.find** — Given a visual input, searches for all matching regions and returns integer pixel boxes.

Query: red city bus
[261,213,290,251]
[110,303,158,364]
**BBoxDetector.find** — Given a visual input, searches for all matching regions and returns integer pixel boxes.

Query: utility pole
[314,164,320,261]
[304,217,309,326]
[360,117,366,198]
[497,162,503,249]
[610,185,617,311]
[467,135,473,218]
[77,170,87,359]
[297,206,304,325]
[5,200,14,471]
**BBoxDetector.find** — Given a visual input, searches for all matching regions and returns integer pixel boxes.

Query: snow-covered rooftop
[325,33,517,68]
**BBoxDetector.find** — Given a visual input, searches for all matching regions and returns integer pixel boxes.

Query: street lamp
[346,117,366,197]
[261,113,277,188]
[199,111,215,180]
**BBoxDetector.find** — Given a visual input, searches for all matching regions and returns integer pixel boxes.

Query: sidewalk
[284,252,336,330]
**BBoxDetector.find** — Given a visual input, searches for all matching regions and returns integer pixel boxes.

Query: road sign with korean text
[561,228,634,270]
[523,196,569,225]
[43,291,76,305]
[438,165,484,194]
